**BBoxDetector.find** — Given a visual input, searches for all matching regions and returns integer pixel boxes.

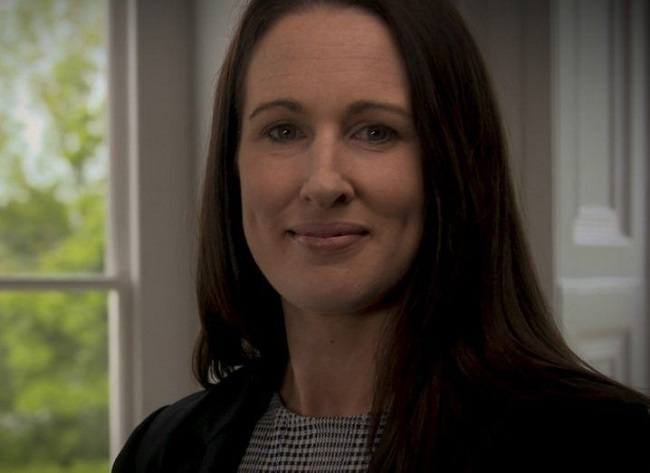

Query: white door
[457,0,649,394]
[553,0,648,393]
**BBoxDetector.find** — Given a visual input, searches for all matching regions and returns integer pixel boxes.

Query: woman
[113,0,650,471]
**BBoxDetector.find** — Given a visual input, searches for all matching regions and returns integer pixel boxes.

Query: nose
[299,134,355,208]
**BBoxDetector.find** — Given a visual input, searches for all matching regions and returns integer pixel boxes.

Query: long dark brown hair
[193,0,650,471]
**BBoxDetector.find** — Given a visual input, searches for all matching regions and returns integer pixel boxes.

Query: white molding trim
[573,205,631,246]
[556,0,636,249]
[559,276,642,294]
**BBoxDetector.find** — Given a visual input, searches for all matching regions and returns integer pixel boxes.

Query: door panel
[553,0,648,391]
[457,0,649,394]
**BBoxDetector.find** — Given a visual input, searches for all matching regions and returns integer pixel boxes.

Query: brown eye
[355,125,398,145]
[265,124,303,143]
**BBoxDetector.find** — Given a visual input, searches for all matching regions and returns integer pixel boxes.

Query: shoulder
[111,361,269,473]
[140,363,259,436]
[481,396,650,472]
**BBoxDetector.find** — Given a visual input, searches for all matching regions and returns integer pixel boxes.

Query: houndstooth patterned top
[237,392,386,472]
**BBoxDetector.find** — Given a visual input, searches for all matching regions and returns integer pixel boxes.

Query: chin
[283,287,388,315]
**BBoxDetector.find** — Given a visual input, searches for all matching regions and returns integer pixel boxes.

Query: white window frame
[107,0,200,459]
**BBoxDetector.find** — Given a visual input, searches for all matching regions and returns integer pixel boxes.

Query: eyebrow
[247,98,411,120]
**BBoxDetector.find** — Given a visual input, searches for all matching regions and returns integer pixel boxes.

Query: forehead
[243,7,411,114]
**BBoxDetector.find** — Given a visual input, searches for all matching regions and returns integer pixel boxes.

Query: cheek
[367,160,424,226]
[238,156,296,240]
[240,171,271,239]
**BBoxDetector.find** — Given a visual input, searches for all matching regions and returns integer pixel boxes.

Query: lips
[289,222,370,237]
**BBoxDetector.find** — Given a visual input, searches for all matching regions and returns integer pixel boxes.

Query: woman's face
[237,6,423,315]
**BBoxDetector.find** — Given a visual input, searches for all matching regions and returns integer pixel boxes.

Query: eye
[264,123,304,143]
[353,124,398,145]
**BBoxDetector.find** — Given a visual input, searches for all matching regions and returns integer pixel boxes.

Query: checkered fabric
[237,392,386,472]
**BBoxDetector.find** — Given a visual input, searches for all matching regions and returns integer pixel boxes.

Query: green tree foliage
[0,0,107,275]
[0,0,109,471]
[0,292,108,467]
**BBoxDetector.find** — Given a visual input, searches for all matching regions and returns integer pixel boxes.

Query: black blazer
[112,362,650,472]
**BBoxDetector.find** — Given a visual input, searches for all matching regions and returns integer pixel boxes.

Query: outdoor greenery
[0,0,109,471]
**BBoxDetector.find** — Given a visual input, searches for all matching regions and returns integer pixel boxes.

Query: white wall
[193,0,242,187]
[455,0,555,308]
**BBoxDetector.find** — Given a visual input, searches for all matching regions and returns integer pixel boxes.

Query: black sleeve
[111,405,169,473]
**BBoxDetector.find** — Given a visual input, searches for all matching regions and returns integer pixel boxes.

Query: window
[0,0,110,471]
[1,0,200,468]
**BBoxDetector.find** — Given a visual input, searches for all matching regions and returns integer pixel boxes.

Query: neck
[279,299,391,417]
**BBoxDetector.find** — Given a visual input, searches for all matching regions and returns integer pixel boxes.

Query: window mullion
[0,276,121,291]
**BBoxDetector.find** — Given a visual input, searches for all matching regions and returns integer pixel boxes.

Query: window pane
[0,0,108,275]
[0,291,109,472]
